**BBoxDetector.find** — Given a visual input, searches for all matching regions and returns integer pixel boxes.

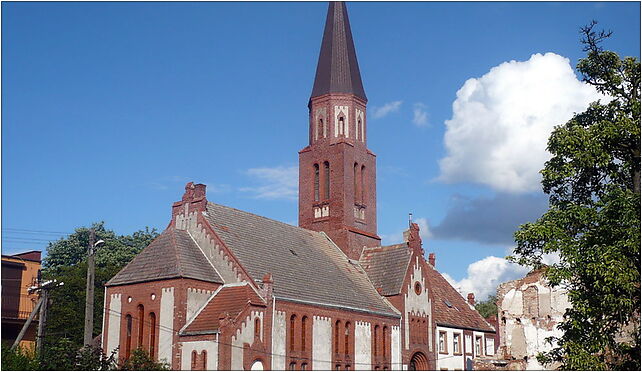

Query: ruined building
[101,2,496,370]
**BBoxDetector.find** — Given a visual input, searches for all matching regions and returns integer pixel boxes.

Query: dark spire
[311,2,367,101]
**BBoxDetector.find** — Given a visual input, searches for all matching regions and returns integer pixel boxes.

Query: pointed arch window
[125,314,132,359]
[191,350,198,370]
[290,314,297,352]
[255,318,261,340]
[360,165,365,203]
[356,118,362,141]
[324,162,330,200]
[149,312,156,357]
[202,351,207,370]
[374,324,380,356]
[137,304,144,347]
[334,320,342,354]
[344,322,351,356]
[314,164,320,202]
[339,116,345,136]
[317,118,324,141]
[353,163,359,203]
[301,316,308,352]
[383,326,388,359]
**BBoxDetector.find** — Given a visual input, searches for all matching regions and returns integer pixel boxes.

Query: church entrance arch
[408,352,429,370]
[250,360,265,370]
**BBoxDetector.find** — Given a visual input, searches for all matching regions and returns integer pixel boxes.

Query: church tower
[299,1,380,260]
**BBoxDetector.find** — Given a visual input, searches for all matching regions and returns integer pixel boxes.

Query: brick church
[101,2,496,370]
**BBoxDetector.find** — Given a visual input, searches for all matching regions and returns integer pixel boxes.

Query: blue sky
[2,1,640,299]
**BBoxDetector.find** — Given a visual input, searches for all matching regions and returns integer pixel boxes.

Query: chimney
[262,273,274,300]
[467,293,475,305]
[428,253,435,267]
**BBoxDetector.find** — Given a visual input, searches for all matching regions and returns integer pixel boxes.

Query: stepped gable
[106,228,223,286]
[182,283,265,335]
[203,202,398,317]
[360,243,412,296]
[426,264,495,332]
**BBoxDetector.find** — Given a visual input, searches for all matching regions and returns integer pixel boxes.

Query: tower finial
[310,1,367,101]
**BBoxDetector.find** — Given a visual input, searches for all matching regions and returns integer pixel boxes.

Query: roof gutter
[274,295,400,319]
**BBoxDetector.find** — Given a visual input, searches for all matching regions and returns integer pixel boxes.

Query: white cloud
[412,103,429,127]
[438,53,606,193]
[442,256,529,301]
[380,216,432,245]
[240,166,298,200]
[414,217,432,239]
[372,101,402,119]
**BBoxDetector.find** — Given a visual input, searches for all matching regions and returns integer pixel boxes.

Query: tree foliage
[41,223,158,351]
[475,295,498,319]
[116,348,170,371]
[510,21,640,370]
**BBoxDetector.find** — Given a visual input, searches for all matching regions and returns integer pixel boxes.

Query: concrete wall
[186,288,213,323]
[105,293,122,359]
[231,311,263,370]
[180,340,218,370]
[498,270,570,370]
[272,310,286,370]
[158,287,175,364]
[354,321,371,370]
[312,316,332,370]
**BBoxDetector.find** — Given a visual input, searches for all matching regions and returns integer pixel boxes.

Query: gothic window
[324,162,330,199]
[202,351,207,370]
[290,315,297,351]
[339,116,345,136]
[255,318,261,339]
[301,363,308,370]
[357,118,362,141]
[191,351,197,370]
[382,326,388,359]
[353,163,359,203]
[422,319,427,344]
[125,314,132,359]
[373,325,379,356]
[314,164,320,202]
[360,165,365,203]
[149,312,156,357]
[137,304,144,347]
[344,322,351,356]
[334,320,341,354]
[289,362,296,370]
[301,316,308,352]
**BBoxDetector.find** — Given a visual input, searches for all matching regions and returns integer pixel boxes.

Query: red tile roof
[426,264,495,333]
[182,283,265,334]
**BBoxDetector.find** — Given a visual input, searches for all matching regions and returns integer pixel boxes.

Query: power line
[2,228,73,235]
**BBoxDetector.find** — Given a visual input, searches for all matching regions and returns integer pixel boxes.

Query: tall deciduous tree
[510,21,640,370]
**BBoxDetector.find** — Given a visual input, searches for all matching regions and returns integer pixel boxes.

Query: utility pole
[83,229,96,346]
[19,278,64,356]
[83,229,105,347]
[36,288,48,355]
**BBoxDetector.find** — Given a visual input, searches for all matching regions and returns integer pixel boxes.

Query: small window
[317,118,324,140]
[255,318,261,339]
[301,316,308,352]
[191,350,197,370]
[414,282,422,295]
[301,363,308,370]
[335,365,341,370]
[439,331,447,353]
[202,351,207,370]
[314,164,320,202]
[289,362,296,370]
[324,162,330,199]
[453,333,461,354]
[290,315,297,352]
[344,322,351,355]
[339,116,345,136]
[475,336,483,355]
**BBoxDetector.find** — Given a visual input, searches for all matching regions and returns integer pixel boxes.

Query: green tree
[475,295,498,319]
[41,223,158,350]
[510,21,640,370]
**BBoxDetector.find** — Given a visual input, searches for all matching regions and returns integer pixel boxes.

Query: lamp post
[83,229,105,347]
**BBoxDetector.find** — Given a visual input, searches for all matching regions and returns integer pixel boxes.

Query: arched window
[324,162,330,200]
[360,165,365,203]
[357,119,362,141]
[314,164,320,202]
[191,350,197,370]
[290,315,297,352]
[149,312,156,357]
[339,116,345,136]
[334,320,341,354]
[344,322,351,356]
[353,163,359,203]
[125,314,132,359]
[255,318,261,340]
[137,304,144,347]
[301,316,308,352]
[422,319,427,344]
[374,325,379,356]
[202,351,207,370]
[383,326,388,359]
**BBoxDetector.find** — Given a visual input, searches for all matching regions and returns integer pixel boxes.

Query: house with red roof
[101,2,496,370]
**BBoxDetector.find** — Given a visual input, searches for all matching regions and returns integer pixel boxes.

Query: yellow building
[1,251,42,350]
